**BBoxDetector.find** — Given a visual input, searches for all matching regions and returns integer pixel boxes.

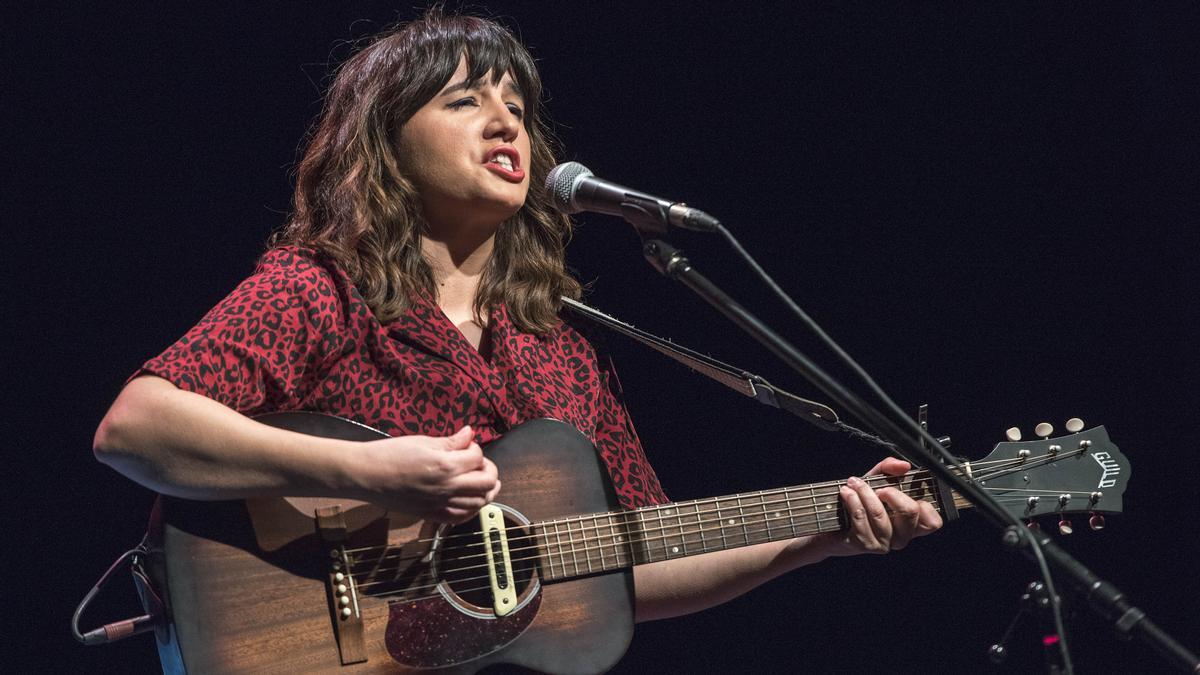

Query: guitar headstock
[972,420,1129,529]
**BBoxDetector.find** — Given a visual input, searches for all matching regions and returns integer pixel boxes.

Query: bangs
[407,14,541,110]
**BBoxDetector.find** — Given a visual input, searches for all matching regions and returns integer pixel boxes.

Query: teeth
[491,155,514,170]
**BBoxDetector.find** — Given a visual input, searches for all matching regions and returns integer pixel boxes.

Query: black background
[9,2,1199,673]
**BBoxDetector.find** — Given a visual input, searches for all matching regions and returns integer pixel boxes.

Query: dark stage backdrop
[9,2,1198,673]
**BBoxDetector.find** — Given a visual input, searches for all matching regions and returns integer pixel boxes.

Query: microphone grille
[545,161,593,213]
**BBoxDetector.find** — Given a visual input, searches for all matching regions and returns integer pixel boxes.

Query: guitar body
[147,414,634,674]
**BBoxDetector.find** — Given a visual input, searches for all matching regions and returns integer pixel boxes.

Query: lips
[483,146,525,182]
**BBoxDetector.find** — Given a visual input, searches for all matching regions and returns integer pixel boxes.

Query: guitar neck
[532,469,971,581]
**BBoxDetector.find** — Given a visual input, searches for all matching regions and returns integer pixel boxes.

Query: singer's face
[398,57,531,234]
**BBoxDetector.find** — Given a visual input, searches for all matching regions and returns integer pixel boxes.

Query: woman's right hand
[350,426,501,524]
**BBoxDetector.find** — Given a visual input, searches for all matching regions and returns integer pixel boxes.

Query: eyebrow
[438,78,524,101]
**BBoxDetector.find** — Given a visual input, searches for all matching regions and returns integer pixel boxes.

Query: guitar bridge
[316,505,368,665]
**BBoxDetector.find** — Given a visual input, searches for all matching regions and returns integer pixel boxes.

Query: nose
[482,97,520,143]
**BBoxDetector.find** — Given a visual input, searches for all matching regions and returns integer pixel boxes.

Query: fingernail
[846,476,862,488]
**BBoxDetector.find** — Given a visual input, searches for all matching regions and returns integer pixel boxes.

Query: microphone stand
[636,234,1199,673]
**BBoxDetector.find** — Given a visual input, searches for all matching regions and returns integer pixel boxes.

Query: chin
[491,193,528,220]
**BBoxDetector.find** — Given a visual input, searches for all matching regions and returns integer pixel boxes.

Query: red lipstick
[483,146,525,182]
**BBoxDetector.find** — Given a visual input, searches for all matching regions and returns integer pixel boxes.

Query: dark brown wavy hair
[273,9,579,333]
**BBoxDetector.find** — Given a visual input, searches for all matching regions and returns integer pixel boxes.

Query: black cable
[72,537,149,645]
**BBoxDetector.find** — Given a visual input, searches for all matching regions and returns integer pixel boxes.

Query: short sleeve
[136,248,348,416]
[592,353,669,508]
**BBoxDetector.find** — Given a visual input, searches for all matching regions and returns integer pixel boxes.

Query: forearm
[93,375,352,500]
[633,535,832,622]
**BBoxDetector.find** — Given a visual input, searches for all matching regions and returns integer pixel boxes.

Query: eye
[447,97,478,110]
[506,103,525,120]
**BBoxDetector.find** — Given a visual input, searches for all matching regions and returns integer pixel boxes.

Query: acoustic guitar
[141,412,1128,673]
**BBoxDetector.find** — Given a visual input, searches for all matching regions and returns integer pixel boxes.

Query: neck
[532,469,971,582]
[421,231,495,316]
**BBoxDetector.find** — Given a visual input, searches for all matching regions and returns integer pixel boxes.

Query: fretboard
[532,469,968,582]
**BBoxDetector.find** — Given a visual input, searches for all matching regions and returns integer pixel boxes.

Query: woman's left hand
[817,457,943,557]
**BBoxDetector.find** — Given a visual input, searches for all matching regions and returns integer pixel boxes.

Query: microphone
[545,162,720,234]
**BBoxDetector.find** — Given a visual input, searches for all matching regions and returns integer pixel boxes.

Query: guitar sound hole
[438,516,539,611]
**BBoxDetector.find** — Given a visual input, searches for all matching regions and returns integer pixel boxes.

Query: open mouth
[485,147,522,171]
[483,146,525,181]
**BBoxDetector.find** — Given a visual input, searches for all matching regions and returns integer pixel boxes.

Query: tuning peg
[1035,422,1054,439]
[1065,417,1084,433]
[1005,427,1022,442]
[1089,514,1106,531]
[1058,517,1073,535]
[988,644,1008,664]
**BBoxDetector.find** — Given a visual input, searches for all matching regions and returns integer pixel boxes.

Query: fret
[759,491,774,541]
[564,518,579,574]
[584,517,598,573]
[655,507,670,560]
[747,491,770,545]
[698,498,723,553]
[783,488,799,538]
[736,495,752,544]
[660,506,685,559]
[635,510,652,564]
[559,519,578,576]
[809,485,821,536]
[716,496,746,549]
[823,484,842,534]
[712,498,725,550]
[592,514,606,571]
[568,518,589,574]
[547,521,559,578]
[554,516,568,576]
[536,524,556,581]
[682,501,707,553]
[608,513,628,568]
[674,506,687,556]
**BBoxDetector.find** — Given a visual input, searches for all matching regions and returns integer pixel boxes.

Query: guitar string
[350,488,1066,603]
[341,450,1083,585]
[350,509,856,598]
[348,483,1089,604]
[345,464,1082,593]
[345,477,962,592]
[340,448,1080,571]
[339,462,966,554]
[346,476,941,582]
[339,449,1076,558]
[346,473,1085,597]
[347,482,1078,599]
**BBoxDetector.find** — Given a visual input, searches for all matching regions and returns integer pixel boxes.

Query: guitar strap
[563,297,961,520]
[562,296,843,433]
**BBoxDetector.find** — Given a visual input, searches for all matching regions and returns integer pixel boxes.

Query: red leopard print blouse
[138,246,668,509]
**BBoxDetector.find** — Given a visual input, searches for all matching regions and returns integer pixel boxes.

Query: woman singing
[92,9,940,669]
